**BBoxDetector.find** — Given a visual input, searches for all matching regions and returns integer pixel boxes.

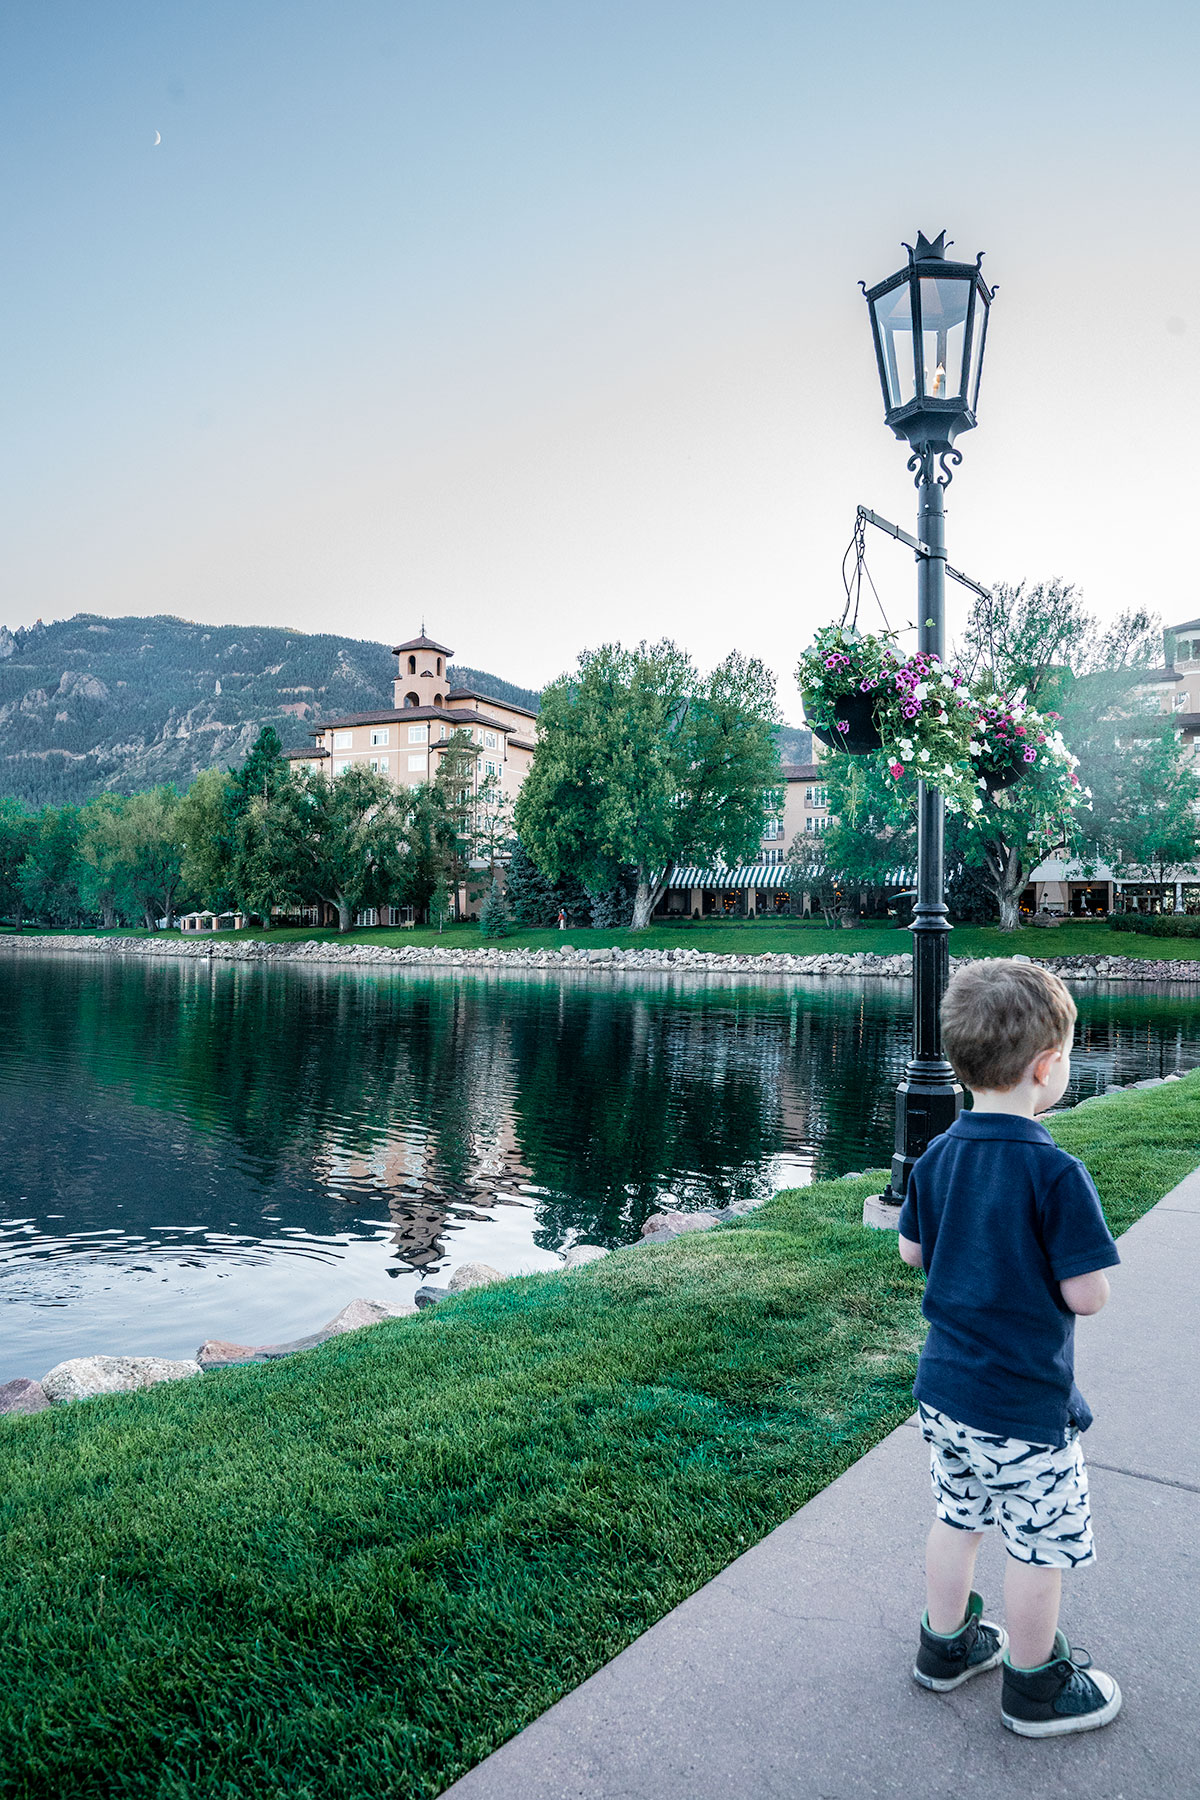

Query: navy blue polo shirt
[897,1113,1120,1447]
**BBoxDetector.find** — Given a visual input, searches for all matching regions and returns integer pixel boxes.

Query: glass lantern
[864,232,994,450]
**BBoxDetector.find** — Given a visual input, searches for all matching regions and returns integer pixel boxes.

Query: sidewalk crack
[1088,1459,1200,1495]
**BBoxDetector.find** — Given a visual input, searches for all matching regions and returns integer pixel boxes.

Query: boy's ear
[1031,1043,1062,1086]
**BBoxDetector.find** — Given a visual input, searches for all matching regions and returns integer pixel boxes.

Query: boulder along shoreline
[2,930,1199,983]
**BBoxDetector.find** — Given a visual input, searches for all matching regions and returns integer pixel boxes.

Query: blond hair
[941,960,1076,1092]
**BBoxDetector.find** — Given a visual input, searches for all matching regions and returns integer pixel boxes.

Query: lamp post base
[876,1063,963,1211]
[863,1192,902,1231]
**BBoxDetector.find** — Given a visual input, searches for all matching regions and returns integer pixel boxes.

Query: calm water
[2,952,1198,1381]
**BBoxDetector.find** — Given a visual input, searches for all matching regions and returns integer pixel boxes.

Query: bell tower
[391,632,454,710]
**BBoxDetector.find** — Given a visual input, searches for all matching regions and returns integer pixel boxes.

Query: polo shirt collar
[947,1112,1055,1145]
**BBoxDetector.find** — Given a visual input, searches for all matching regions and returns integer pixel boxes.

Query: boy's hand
[898,1232,924,1269]
[1059,1268,1111,1315]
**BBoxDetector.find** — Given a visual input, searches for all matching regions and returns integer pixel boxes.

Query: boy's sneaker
[913,1591,1007,1691]
[1000,1631,1122,1737]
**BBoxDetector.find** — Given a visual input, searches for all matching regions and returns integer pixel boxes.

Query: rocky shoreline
[4,930,1200,983]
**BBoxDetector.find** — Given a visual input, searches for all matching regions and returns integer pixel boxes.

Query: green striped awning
[666,865,794,890]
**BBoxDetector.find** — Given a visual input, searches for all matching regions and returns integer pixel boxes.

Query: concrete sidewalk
[442,1170,1200,1799]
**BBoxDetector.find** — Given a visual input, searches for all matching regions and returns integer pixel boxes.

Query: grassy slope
[2,1075,1198,1799]
[8,918,1200,960]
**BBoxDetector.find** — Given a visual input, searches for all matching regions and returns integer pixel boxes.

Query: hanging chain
[840,515,894,635]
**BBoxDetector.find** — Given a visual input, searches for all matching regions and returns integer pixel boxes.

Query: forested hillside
[0,616,540,807]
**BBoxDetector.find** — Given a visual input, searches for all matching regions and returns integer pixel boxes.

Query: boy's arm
[1059,1268,1111,1315]
[898,1232,924,1269]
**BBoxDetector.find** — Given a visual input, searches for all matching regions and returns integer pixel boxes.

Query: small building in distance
[286,632,538,799]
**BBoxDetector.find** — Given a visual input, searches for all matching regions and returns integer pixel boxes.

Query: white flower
[900,749,913,762]
[968,741,981,755]
[919,748,930,762]
[899,738,913,753]
[1084,787,1093,798]
[942,766,954,777]
[912,682,928,700]
[977,777,988,789]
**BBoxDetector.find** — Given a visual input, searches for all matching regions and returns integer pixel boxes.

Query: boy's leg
[925,1519,983,1635]
[1004,1559,1061,1670]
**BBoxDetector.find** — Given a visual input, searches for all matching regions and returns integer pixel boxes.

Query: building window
[762,817,782,840]
[368,758,385,773]
[1174,691,1189,711]
[333,758,351,774]
[805,815,831,834]
[403,691,420,708]
[484,758,502,778]
[805,786,829,809]
[484,731,497,749]
[333,730,352,749]
[371,728,390,746]
[407,754,425,772]
[407,655,416,675]
[408,725,427,743]
[437,657,443,676]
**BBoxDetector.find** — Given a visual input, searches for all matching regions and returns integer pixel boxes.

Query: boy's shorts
[918,1401,1095,1569]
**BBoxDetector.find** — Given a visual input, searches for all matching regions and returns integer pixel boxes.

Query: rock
[447,1261,503,1292]
[0,1377,50,1415]
[321,1297,419,1332]
[639,1208,721,1243]
[1129,1077,1166,1090]
[413,1284,450,1308]
[562,1244,609,1268]
[1010,953,1032,964]
[197,1339,271,1369]
[839,1170,865,1181]
[42,1355,202,1404]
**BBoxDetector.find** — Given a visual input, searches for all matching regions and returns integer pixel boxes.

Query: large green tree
[280,765,411,932]
[18,805,83,925]
[112,787,185,928]
[76,794,133,928]
[517,641,781,929]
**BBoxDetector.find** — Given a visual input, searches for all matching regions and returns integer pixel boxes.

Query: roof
[445,686,538,721]
[664,863,912,891]
[783,762,822,780]
[1137,667,1182,684]
[284,745,328,759]
[392,634,454,656]
[311,705,512,735]
[1168,618,1200,636]
[506,735,537,752]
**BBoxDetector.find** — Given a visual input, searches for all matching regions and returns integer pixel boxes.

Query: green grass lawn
[3,1073,1197,1800]
[8,917,1200,960]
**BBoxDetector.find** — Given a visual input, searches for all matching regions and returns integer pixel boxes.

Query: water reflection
[1,952,1197,1376]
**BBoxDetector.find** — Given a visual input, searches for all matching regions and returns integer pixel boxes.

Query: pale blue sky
[3,1,1198,715]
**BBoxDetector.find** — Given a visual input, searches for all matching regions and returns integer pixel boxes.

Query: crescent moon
[154,131,162,145]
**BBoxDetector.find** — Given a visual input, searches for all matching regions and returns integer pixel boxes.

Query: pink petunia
[889,762,905,779]
[836,720,849,733]
[1023,748,1037,762]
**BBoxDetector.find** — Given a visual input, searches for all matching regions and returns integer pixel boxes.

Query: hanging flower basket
[961,693,1090,830]
[798,624,979,808]
[810,689,883,753]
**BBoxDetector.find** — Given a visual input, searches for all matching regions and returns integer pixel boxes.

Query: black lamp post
[863,231,996,1208]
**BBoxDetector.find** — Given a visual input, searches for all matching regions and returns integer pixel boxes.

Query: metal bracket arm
[856,505,992,602]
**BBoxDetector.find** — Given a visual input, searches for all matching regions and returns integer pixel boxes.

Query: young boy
[896,960,1123,1737]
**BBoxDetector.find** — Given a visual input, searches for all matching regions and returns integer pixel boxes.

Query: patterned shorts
[918,1402,1095,1569]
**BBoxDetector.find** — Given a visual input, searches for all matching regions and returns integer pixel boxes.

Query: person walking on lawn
[897,960,1123,1737]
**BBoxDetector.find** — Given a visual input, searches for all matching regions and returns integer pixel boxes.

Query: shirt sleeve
[1039,1158,1121,1280]
[897,1170,920,1244]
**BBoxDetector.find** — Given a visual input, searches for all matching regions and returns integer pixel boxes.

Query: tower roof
[392,633,454,656]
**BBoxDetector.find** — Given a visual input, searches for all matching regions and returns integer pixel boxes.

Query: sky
[3,0,1198,719]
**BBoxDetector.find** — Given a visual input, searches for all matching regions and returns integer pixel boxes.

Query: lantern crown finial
[913,230,950,261]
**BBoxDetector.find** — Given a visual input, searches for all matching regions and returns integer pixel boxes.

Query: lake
[3,950,1198,1381]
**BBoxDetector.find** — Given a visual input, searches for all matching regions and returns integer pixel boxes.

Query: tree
[479,875,512,939]
[280,765,410,932]
[516,641,781,929]
[18,806,83,925]
[113,787,185,928]
[428,871,452,933]
[803,754,915,922]
[178,767,240,912]
[76,794,132,928]
[434,729,481,919]
[1101,717,1200,892]
[0,799,34,927]
[505,838,591,927]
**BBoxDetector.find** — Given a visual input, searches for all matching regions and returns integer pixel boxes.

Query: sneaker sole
[1001,1682,1122,1737]
[913,1630,1008,1692]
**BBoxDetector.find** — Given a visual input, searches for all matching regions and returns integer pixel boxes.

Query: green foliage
[0,798,34,924]
[279,765,412,932]
[517,641,781,927]
[428,872,452,932]
[18,805,83,924]
[505,838,591,928]
[479,874,513,938]
[1109,913,1200,937]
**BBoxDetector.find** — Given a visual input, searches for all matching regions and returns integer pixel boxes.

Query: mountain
[0,615,540,807]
